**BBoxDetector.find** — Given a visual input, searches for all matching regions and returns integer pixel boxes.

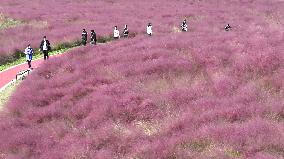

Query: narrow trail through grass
[0,47,73,72]
[0,35,124,110]
[0,81,20,111]
[0,35,114,72]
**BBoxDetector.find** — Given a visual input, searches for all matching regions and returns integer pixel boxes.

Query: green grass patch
[0,13,23,30]
[97,35,113,43]
[224,147,242,158]
[0,81,20,110]
[265,145,284,157]
[181,140,212,153]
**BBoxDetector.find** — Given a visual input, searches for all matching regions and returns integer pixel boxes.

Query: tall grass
[0,0,283,158]
[0,0,282,65]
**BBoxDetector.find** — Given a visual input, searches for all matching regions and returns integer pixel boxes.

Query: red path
[0,55,59,89]
[0,44,103,90]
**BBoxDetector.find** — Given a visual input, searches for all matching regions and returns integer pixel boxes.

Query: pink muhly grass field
[0,0,283,158]
[0,0,282,59]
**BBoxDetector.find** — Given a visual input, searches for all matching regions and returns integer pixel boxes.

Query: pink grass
[0,0,283,158]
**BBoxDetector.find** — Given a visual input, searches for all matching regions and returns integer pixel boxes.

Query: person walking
[23,44,34,68]
[113,26,120,39]
[39,36,51,60]
[82,29,88,46]
[181,19,188,32]
[147,23,153,36]
[123,24,129,38]
[90,30,97,45]
[225,24,231,31]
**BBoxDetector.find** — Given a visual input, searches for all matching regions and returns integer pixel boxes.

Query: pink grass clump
[0,0,284,158]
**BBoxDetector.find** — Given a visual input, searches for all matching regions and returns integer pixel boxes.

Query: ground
[0,82,19,111]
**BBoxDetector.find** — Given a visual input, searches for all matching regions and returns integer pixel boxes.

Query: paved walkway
[0,55,60,90]
[0,43,108,91]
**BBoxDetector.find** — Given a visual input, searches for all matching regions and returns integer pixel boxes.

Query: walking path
[0,54,62,91]
[0,42,110,92]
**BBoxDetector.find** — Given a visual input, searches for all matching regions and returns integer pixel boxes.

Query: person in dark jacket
[82,29,88,46]
[225,24,231,31]
[90,30,97,45]
[181,19,188,32]
[39,36,51,60]
[123,24,129,38]
[23,44,34,68]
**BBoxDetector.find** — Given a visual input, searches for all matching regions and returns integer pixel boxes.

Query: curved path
[0,42,110,91]
[0,54,62,90]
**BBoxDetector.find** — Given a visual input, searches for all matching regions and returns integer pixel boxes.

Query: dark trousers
[27,60,31,68]
[82,39,87,46]
[90,39,97,45]
[43,50,49,60]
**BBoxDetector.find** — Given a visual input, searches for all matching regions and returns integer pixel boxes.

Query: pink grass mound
[0,0,284,158]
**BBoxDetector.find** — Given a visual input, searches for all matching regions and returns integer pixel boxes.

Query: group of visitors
[81,29,97,46]
[81,24,130,45]
[113,25,130,39]
[23,19,231,69]
[23,36,51,69]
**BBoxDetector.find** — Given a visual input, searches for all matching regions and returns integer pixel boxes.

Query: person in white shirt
[147,23,153,36]
[39,36,51,60]
[181,19,188,32]
[23,44,34,68]
[113,26,120,39]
